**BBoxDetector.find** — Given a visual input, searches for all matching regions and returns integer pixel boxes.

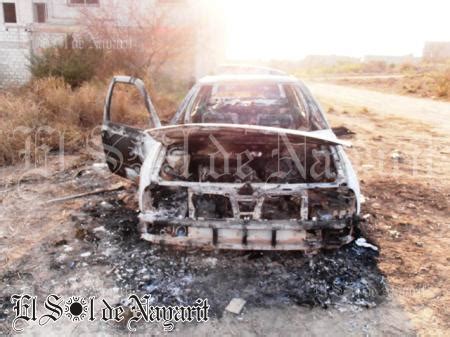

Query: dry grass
[434,68,450,97]
[0,76,185,166]
[392,67,450,99]
[0,78,103,166]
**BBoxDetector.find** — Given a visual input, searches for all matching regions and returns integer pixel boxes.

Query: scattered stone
[67,277,78,285]
[204,257,218,267]
[102,247,119,257]
[80,252,92,258]
[388,230,401,239]
[355,238,379,251]
[92,163,108,170]
[225,298,246,315]
[71,212,89,222]
[100,201,114,209]
[55,254,67,263]
[391,150,404,162]
[360,194,366,204]
[63,245,73,252]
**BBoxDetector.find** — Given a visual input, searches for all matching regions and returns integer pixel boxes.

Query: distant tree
[78,1,195,79]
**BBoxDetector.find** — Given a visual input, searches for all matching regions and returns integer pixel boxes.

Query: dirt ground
[0,86,449,336]
[320,98,450,336]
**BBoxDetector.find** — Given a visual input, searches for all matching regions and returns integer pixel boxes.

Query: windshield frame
[179,80,328,131]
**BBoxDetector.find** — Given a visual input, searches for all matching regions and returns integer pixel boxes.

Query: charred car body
[102,73,361,251]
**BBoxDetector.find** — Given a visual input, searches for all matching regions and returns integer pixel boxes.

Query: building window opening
[3,3,17,23]
[33,3,47,23]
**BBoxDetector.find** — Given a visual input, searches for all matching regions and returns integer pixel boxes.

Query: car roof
[198,74,300,85]
[215,64,287,76]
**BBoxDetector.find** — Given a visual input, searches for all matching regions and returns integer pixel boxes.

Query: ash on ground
[71,197,386,316]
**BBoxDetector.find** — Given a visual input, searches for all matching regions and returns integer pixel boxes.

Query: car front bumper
[139,213,356,250]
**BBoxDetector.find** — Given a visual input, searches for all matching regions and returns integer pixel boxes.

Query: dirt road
[307,82,450,134]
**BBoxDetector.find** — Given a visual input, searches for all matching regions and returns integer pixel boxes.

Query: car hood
[146,123,351,147]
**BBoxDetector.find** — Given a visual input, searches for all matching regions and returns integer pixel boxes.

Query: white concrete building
[0,0,225,87]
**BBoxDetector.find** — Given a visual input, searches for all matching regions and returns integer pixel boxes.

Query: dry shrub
[153,94,179,123]
[29,36,104,88]
[402,67,450,98]
[27,77,105,129]
[0,77,105,166]
[0,3,193,167]
[433,68,450,97]
[0,93,37,165]
[110,83,150,128]
[0,76,186,166]
[399,62,418,74]
[107,74,184,128]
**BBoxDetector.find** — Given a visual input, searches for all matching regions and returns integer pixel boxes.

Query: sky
[220,0,450,60]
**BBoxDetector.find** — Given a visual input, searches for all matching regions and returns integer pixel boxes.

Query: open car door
[102,76,161,181]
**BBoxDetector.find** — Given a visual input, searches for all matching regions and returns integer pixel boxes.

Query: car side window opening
[187,81,322,130]
[296,83,329,130]
[109,82,151,129]
[187,85,213,123]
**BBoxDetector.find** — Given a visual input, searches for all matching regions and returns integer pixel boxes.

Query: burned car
[102,74,361,251]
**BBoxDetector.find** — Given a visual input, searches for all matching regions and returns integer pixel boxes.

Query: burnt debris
[76,198,386,316]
